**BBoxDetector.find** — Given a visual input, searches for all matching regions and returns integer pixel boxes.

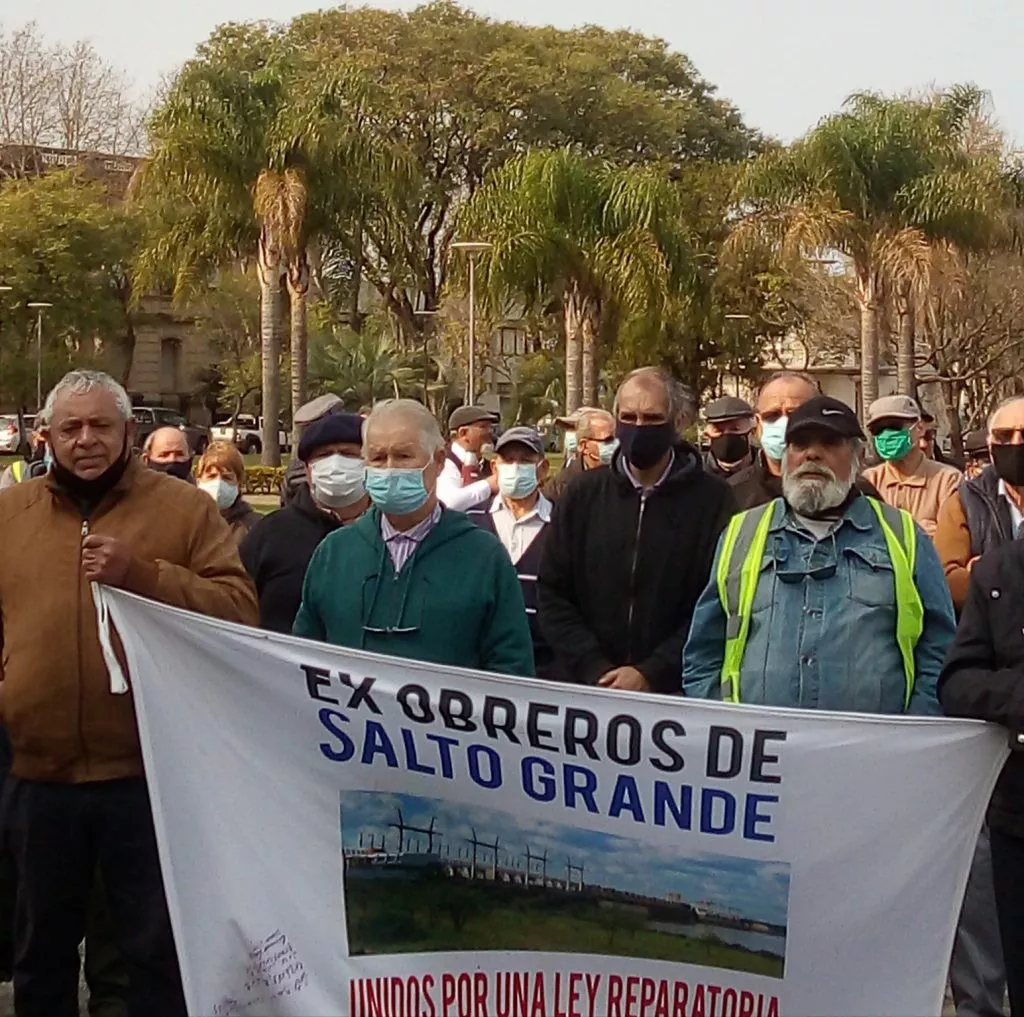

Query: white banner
[102,589,1007,1017]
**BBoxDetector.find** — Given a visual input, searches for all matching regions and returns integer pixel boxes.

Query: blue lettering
[563,764,598,813]
[401,728,436,775]
[608,774,645,823]
[426,733,459,779]
[743,793,778,843]
[361,721,398,768]
[318,709,354,762]
[700,789,736,835]
[467,745,502,789]
[653,781,693,830]
[521,756,556,802]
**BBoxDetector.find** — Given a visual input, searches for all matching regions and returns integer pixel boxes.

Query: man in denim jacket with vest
[683,395,955,714]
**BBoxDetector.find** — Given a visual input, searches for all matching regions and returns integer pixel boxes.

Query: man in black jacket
[241,412,369,632]
[941,540,1024,1016]
[538,367,735,694]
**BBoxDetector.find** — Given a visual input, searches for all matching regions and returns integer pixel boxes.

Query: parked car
[211,414,291,455]
[0,415,23,455]
[132,406,210,456]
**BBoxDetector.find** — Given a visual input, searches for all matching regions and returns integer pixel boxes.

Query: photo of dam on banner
[339,790,790,978]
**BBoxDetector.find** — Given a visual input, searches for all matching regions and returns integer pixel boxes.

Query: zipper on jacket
[78,518,90,775]
[625,493,648,660]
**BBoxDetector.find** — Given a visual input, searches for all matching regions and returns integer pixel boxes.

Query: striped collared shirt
[380,505,442,573]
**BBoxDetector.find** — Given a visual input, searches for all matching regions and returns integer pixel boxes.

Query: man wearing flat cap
[862,394,961,536]
[437,404,500,511]
[240,412,369,633]
[684,395,954,714]
[702,395,755,478]
[280,393,345,506]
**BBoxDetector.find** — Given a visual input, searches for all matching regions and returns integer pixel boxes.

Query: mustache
[790,462,836,481]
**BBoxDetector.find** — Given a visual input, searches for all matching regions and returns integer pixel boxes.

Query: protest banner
[100,589,1007,1017]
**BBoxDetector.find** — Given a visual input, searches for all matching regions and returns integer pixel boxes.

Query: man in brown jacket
[0,370,258,1017]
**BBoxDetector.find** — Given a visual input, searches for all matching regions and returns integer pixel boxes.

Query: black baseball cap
[785,396,864,444]
[704,395,754,423]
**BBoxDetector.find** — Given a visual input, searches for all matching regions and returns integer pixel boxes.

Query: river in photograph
[647,921,786,957]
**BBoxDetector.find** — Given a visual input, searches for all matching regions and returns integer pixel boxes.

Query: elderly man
[539,367,734,693]
[863,395,961,536]
[294,399,533,676]
[436,405,500,512]
[0,369,257,1017]
[544,408,616,501]
[467,426,559,680]
[280,392,344,506]
[140,426,192,481]
[683,395,955,713]
[241,413,369,633]
[0,422,49,489]
[702,395,756,478]
[963,429,991,480]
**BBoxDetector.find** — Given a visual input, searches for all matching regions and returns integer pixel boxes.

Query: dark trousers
[989,828,1024,1015]
[3,776,185,1017]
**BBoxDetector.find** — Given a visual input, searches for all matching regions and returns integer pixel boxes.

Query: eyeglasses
[991,428,1024,444]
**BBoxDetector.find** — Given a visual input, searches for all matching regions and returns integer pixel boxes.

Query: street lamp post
[451,241,492,404]
[27,302,53,411]
[724,313,752,397]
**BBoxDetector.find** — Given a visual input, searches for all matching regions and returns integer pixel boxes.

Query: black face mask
[149,459,194,482]
[992,444,1024,487]
[51,436,132,512]
[615,421,676,471]
[710,432,750,465]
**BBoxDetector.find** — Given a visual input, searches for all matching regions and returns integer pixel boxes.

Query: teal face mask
[497,462,538,500]
[564,432,578,456]
[597,438,619,466]
[759,416,789,462]
[874,427,913,462]
[364,465,429,515]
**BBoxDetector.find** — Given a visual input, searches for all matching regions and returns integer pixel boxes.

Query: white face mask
[198,477,238,511]
[310,454,366,509]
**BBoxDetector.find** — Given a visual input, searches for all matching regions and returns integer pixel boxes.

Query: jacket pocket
[843,545,895,608]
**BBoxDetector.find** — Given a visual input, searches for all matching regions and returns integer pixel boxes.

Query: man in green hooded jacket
[294,399,535,677]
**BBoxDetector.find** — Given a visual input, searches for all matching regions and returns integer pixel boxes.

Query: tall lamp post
[27,302,53,411]
[724,313,752,397]
[451,241,492,404]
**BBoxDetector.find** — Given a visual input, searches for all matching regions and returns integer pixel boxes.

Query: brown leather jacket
[0,458,259,782]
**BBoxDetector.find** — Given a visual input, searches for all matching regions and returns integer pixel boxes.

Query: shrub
[243,466,286,495]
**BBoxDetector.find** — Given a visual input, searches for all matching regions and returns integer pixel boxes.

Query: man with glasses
[544,408,616,501]
[863,395,961,536]
[683,395,955,714]
[293,399,533,677]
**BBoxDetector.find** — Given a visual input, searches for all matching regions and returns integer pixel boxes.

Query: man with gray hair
[539,367,735,693]
[0,369,258,1017]
[684,395,954,713]
[543,407,617,501]
[294,398,534,676]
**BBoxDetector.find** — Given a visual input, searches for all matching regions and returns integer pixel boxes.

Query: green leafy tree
[308,326,420,410]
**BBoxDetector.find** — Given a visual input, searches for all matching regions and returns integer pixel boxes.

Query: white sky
[18,0,1024,145]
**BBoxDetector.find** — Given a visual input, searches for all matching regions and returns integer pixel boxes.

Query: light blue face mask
[564,431,578,457]
[43,446,54,471]
[759,416,789,462]
[497,462,538,500]
[597,438,620,466]
[364,465,429,515]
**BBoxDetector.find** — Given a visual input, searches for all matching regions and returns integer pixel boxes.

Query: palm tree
[308,327,420,409]
[459,148,691,412]
[731,86,1010,413]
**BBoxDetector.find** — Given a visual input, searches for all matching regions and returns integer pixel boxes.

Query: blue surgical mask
[759,416,789,462]
[597,438,619,466]
[497,462,538,500]
[564,432,578,456]
[365,465,429,515]
[43,446,54,471]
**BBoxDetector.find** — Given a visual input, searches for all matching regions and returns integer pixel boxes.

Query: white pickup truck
[210,415,291,455]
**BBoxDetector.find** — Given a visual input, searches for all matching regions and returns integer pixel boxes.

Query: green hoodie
[293,506,535,677]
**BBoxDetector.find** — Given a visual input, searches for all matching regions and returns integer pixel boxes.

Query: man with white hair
[683,395,955,713]
[0,369,258,1017]
[544,408,617,501]
[294,399,534,676]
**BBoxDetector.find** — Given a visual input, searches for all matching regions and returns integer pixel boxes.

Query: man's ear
[537,457,550,481]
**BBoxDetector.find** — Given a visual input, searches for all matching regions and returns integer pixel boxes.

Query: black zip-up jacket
[239,484,341,633]
[939,540,1024,837]
[538,442,735,693]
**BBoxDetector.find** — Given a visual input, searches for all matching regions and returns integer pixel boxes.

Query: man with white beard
[683,395,955,713]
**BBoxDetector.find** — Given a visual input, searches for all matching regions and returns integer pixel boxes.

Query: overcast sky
[20,0,1024,145]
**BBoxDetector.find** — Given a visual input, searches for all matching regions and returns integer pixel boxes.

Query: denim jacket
[682,495,955,714]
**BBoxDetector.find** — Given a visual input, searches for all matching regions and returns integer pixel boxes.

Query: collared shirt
[863,451,961,535]
[380,505,442,573]
[491,493,552,565]
[999,479,1024,535]
[437,442,492,512]
[624,449,675,493]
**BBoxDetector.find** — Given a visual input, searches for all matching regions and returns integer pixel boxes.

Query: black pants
[989,828,1024,1015]
[2,776,185,1017]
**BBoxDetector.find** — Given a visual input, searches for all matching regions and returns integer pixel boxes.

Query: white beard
[781,460,854,515]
